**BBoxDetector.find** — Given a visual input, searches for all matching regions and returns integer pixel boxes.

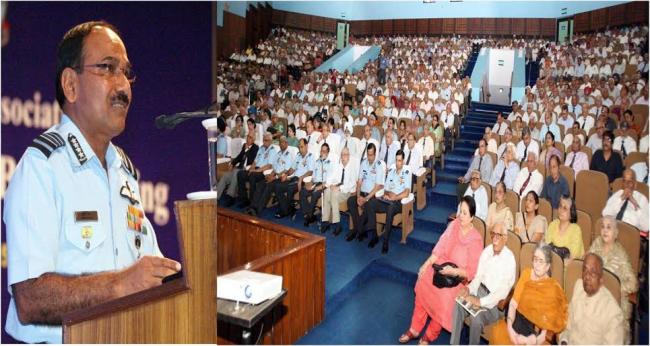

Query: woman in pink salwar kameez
[399,196,484,345]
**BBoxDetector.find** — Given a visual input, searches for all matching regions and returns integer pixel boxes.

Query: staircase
[462,43,482,79]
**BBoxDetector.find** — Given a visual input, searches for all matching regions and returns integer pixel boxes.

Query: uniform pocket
[64,221,107,252]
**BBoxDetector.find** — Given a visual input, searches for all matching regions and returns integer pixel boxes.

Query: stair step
[431,181,458,196]
[416,204,457,224]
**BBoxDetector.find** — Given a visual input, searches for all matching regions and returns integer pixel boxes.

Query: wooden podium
[61,199,217,343]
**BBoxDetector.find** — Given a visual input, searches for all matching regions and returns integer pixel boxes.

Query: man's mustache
[112,92,130,106]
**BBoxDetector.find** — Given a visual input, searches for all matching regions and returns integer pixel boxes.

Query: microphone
[155,111,220,130]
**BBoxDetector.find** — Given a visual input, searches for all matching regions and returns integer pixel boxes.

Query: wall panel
[540,18,556,37]
[381,19,393,35]
[626,1,649,25]
[406,19,417,34]
[442,18,455,34]
[608,3,626,27]
[590,7,608,31]
[372,20,383,34]
[511,18,525,35]
[525,18,541,36]
[393,19,406,34]
[417,18,429,34]
[573,12,590,33]
[467,18,482,35]
[455,18,468,35]
[482,18,496,35]
[496,18,511,36]
[429,18,442,34]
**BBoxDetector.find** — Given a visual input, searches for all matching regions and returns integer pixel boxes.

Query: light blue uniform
[312,157,331,184]
[3,115,162,343]
[292,152,314,177]
[359,159,386,193]
[216,133,228,157]
[254,145,277,168]
[385,167,412,194]
[273,148,293,174]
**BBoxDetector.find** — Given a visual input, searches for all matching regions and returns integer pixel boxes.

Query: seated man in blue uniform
[365,149,411,254]
[2,21,181,343]
[345,143,386,242]
[300,143,332,226]
[245,136,292,217]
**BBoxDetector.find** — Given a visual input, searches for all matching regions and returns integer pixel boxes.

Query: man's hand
[457,176,465,183]
[117,256,181,298]
[457,286,469,298]
[465,295,481,308]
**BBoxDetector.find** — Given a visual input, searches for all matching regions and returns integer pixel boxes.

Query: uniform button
[115,248,119,256]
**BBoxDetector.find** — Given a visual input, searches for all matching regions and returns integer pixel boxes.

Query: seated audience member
[458,170,489,222]
[457,139,493,201]
[379,127,400,167]
[539,131,563,169]
[418,125,435,173]
[440,103,456,148]
[218,133,258,206]
[612,122,638,159]
[556,105,574,132]
[486,182,514,232]
[575,106,595,134]
[564,136,590,178]
[515,127,540,161]
[346,143,385,242]
[366,149,412,253]
[511,116,524,138]
[496,128,514,159]
[589,217,638,343]
[450,222,516,345]
[602,169,649,231]
[492,112,508,135]
[538,112,562,143]
[514,191,548,243]
[546,195,585,260]
[403,133,424,184]
[399,196,483,345]
[276,138,313,218]
[246,136,292,216]
[559,253,625,345]
[586,122,605,151]
[489,243,568,345]
[230,115,246,139]
[541,155,570,210]
[622,109,641,137]
[300,143,332,226]
[481,127,498,154]
[316,123,341,156]
[590,130,624,183]
[286,124,299,147]
[489,143,519,190]
[237,133,277,207]
[513,152,544,197]
[359,124,379,161]
[321,147,357,236]
[562,122,585,150]
[431,114,445,158]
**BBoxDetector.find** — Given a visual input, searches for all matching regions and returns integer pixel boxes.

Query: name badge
[75,211,98,222]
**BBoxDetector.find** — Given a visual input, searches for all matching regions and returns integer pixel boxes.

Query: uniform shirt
[467,245,516,309]
[489,160,520,190]
[317,133,341,158]
[512,167,544,197]
[312,156,332,184]
[613,136,638,156]
[254,144,278,168]
[217,133,228,157]
[327,160,358,194]
[359,158,386,194]
[384,167,412,194]
[273,148,293,174]
[291,152,314,178]
[3,115,162,343]
[602,190,649,231]
[515,140,540,161]
[460,185,489,221]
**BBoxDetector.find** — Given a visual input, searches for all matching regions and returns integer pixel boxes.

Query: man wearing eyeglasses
[456,139,493,203]
[450,222,515,345]
[3,21,181,343]
[457,170,489,222]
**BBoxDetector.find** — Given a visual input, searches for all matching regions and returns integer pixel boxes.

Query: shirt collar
[58,114,121,170]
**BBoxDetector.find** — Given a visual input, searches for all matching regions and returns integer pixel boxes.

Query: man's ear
[61,67,79,105]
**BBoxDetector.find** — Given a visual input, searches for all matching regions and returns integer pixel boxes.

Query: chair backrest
[624,151,647,169]
[576,209,592,254]
[505,189,520,214]
[554,141,565,154]
[473,217,487,244]
[611,219,640,275]
[353,125,364,139]
[559,165,576,198]
[629,104,649,130]
[575,170,609,227]
[230,137,245,159]
[536,161,547,178]
[519,242,565,290]
[564,259,621,306]
[538,197,553,223]
[610,178,650,200]
[507,231,523,278]
[488,152,498,170]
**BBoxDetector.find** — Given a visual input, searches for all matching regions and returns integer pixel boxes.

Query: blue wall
[271,1,626,20]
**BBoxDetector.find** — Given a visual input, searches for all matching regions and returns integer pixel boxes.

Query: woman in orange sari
[490,243,568,345]
[398,196,483,344]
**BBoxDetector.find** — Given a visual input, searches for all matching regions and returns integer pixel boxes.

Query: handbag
[431,262,462,288]
[549,243,570,260]
[512,311,538,336]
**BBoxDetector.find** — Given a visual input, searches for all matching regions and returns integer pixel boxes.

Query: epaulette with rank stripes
[29,132,65,158]
[114,145,139,180]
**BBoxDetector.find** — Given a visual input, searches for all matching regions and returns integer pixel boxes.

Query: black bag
[432,262,462,288]
[512,311,538,336]
[549,243,570,260]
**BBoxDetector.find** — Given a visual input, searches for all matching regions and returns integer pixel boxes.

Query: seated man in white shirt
[403,133,424,187]
[321,147,358,236]
[556,105,574,133]
[492,112,509,135]
[450,222,516,345]
[418,125,436,179]
[538,112,562,143]
[559,253,625,345]
[586,122,605,152]
[459,170,489,222]
[496,128,514,159]
[490,143,520,190]
[516,127,540,161]
[564,136,590,178]
[602,169,649,232]
[316,123,341,157]
[612,123,638,158]
[379,127,400,168]
[440,103,456,147]
[513,152,544,197]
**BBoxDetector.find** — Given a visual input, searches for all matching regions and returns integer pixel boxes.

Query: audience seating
[559,165,576,198]
[473,217,487,243]
[504,189,520,214]
[520,242,565,290]
[537,197,554,223]
[374,190,415,243]
[576,170,609,230]
[576,209,592,254]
